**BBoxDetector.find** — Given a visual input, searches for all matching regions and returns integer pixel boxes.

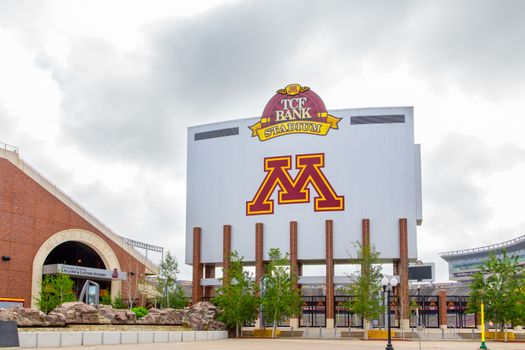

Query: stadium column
[222,225,231,284]
[398,218,410,330]
[289,221,299,329]
[192,227,203,304]
[362,218,370,249]
[255,222,264,329]
[326,219,335,329]
[438,290,448,329]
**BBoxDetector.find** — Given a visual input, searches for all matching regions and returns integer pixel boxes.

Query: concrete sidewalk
[33,338,524,350]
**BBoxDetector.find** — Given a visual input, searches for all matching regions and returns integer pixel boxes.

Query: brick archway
[31,229,121,308]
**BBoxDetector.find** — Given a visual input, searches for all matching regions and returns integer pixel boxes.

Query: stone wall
[0,301,225,330]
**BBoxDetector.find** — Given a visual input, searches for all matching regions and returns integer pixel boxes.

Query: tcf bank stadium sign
[249,84,341,141]
[246,84,345,216]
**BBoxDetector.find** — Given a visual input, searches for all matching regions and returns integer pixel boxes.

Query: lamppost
[382,276,398,350]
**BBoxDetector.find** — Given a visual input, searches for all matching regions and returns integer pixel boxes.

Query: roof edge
[0,148,159,275]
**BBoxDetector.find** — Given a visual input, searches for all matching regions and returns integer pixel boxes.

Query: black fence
[202,294,476,329]
[445,295,476,328]
[409,295,440,328]
[334,296,363,328]
[300,296,326,327]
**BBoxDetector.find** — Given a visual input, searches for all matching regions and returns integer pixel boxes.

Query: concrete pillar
[222,224,231,284]
[192,227,203,304]
[325,219,334,329]
[438,290,448,329]
[204,264,215,299]
[398,218,410,330]
[289,221,300,328]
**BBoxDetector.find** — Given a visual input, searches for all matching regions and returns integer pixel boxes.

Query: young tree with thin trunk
[341,242,384,340]
[468,250,525,341]
[123,262,143,309]
[36,273,76,313]
[261,248,302,339]
[213,251,259,338]
[156,250,186,308]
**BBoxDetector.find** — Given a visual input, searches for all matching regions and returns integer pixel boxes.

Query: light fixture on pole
[381,276,398,350]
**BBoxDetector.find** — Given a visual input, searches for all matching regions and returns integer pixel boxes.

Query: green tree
[341,242,384,340]
[165,285,189,309]
[36,273,76,313]
[111,294,127,309]
[467,250,525,340]
[261,248,302,339]
[213,251,259,338]
[156,251,181,308]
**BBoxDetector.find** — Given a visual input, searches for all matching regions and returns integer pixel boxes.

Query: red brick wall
[0,158,147,307]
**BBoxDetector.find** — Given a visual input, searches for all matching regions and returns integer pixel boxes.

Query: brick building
[0,143,159,309]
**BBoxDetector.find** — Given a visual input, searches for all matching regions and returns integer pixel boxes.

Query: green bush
[36,274,76,313]
[131,306,149,319]
[112,295,127,309]
[99,290,112,305]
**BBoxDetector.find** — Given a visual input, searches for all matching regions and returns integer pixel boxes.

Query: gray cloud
[34,0,525,167]
[422,133,525,248]
[0,0,51,46]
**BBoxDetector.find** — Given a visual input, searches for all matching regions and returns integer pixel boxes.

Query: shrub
[112,295,127,309]
[99,290,112,305]
[36,274,76,313]
[131,306,149,319]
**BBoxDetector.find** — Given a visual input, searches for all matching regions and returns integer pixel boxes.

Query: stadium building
[440,234,525,282]
[0,144,160,309]
[186,84,423,329]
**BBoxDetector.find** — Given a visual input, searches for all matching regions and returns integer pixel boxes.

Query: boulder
[49,302,110,324]
[137,308,184,325]
[182,301,226,331]
[0,307,65,326]
[96,305,137,324]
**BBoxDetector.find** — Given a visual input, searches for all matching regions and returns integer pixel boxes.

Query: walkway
[38,338,524,350]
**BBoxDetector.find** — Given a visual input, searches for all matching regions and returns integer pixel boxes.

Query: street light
[381,276,398,350]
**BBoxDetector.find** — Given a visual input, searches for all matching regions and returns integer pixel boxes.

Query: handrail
[0,141,18,153]
[439,235,525,257]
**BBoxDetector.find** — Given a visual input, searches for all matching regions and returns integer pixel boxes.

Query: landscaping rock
[0,307,65,326]
[182,301,226,331]
[49,302,110,324]
[2,301,224,329]
[96,305,137,324]
[137,308,184,325]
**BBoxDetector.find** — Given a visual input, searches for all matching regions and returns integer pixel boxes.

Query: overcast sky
[1,0,525,282]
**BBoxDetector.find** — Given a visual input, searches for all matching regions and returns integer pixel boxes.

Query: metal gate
[334,296,363,328]
[409,295,440,328]
[446,295,476,328]
[300,296,326,327]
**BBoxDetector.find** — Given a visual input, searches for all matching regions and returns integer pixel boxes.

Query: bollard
[319,326,322,338]
[291,326,293,338]
[472,329,474,340]
[441,328,444,339]
[348,327,351,339]
[334,327,337,338]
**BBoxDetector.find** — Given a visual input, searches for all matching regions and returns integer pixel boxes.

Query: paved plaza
[35,338,524,350]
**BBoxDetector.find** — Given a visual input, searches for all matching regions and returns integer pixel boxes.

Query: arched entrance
[31,229,122,308]
[43,241,111,299]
